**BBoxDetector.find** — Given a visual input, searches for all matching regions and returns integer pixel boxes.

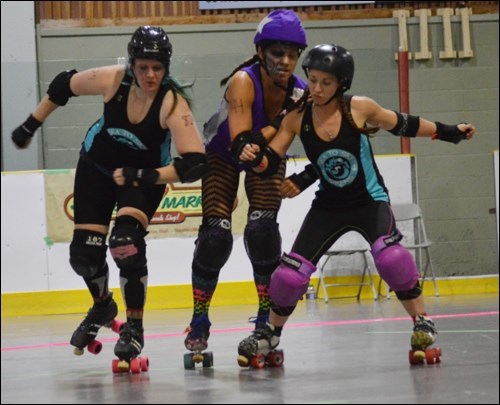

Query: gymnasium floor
[1,293,498,404]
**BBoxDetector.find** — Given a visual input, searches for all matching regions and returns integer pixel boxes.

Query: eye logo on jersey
[317,149,358,188]
[107,128,148,150]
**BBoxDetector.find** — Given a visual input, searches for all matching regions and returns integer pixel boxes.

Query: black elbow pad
[47,69,78,106]
[173,152,208,183]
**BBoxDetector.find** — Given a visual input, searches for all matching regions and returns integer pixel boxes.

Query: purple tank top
[205,63,306,171]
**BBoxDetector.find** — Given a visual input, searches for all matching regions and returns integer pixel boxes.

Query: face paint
[263,43,300,79]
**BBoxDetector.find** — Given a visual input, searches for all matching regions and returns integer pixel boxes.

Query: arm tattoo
[181,114,194,126]
[230,99,244,114]
[88,68,98,81]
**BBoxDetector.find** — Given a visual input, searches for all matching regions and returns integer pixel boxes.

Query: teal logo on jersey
[317,149,358,188]
[107,128,148,150]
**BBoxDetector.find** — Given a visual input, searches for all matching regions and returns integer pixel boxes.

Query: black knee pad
[244,217,281,266]
[109,216,147,271]
[69,229,107,278]
[395,280,422,300]
[193,219,233,274]
[271,304,296,317]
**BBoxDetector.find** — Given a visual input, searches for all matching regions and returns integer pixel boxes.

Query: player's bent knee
[269,252,316,307]
[109,216,147,271]
[193,223,233,273]
[69,229,107,278]
[244,218,281,266]
[371,235,419,292]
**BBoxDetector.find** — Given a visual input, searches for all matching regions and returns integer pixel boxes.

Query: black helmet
[128,26,172,71]
[302,44,354,93]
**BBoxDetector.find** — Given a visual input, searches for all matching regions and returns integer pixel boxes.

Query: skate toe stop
[73,347,84,356]
[237,355,249,367]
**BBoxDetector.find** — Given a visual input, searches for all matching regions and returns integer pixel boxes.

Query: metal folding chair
[378,203,440,298]
[316,238,378,303]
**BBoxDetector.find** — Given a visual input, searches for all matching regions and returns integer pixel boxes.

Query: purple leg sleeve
[270,252,316,307]
[371,236,419,292]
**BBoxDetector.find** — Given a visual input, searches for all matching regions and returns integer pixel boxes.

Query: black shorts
[73,157,166,226]
[291,201,396,264]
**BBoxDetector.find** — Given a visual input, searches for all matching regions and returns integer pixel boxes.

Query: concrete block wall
[3,13,499,277]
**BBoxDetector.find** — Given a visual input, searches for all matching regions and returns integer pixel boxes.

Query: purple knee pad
[371,236,419,292]
[270,252,316,307]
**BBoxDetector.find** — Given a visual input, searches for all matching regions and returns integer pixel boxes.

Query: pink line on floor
[2,310,497,352]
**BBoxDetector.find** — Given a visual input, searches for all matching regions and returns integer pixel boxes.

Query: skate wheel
[250,354,266,369]
[111,319,125,333]
[117,359,130,372]
[87,339,102,355]
[202,352,214,368]
[130,358,142,374]
[267,350,284,367]
[237,355,249,367]
[73,347,84,356]
[112,359,127,373]
[184,353,195,369]
[409,350,424,365]
[140,356,149,371]
[425,348,436,364]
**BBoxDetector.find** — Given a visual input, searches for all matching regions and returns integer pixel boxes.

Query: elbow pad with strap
[173,152,208,183]
[389,111,420,137]
[47,69,78,106]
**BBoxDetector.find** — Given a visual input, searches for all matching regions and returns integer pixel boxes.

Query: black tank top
[82,71,172,171]
[300,95,389,208]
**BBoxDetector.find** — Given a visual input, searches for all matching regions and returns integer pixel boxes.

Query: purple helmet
[253,9,307,49]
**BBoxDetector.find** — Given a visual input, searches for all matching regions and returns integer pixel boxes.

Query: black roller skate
[70,292,118,356]
[237,323,284,369]
[113,321,149,374]
[183,314,213,369]
[409,314,441,365]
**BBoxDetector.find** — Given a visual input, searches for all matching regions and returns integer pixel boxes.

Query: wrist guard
[287,164,319,191]
[122,167,159,186]
[255,146,283,177]
[389,111,420,137]
[432,122,468,144]
[11,114,42,148]
[270,111,286,130]
[230,130,266,164]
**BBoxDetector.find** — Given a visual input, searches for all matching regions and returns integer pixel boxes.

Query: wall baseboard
[2,275,498,317]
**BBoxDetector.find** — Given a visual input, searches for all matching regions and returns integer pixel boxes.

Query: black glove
[230,130,266,165]
[287,164,319,191]
[11,115,42,148]
[432,122,469,144]
[122,167,159,187]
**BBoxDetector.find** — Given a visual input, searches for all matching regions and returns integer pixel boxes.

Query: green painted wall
[34,14,499,277]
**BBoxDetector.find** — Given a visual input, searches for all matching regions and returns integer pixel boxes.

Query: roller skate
[112,321,149,374]
[183,314,213,369]
[237,323,284,369]
[409,315,441,365]
[70,292,119,355]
